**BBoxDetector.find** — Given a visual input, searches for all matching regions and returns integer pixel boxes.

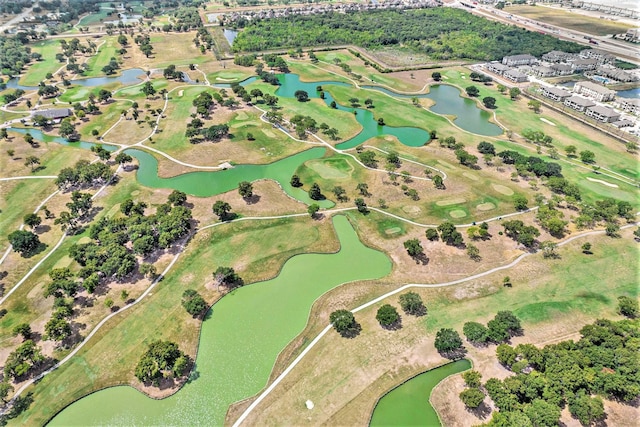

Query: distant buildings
[574,81,616,102]
[502,54,537,67]
[594,66,636,83]
[579,49,615,64]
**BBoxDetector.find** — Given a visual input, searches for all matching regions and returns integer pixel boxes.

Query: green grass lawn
[20,40,64,87]
[84,37,119,78]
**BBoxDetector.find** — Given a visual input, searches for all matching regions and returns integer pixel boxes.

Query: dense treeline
[232,8,582,61]
[0,36,33,76]
[478,318,640,426]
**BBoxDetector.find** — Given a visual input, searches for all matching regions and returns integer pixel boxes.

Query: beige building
[564,95,596,112]
[585,105,620,123]
[573,81,615,102]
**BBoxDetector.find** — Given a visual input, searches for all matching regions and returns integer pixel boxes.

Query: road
[0,6,34,33]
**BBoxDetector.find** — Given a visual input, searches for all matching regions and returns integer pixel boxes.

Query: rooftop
[575,81,615,95]
[587,105,620,117]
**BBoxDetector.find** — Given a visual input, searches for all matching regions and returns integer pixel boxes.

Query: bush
[459,387,485,408]
[181,289,207,316]
[330,309,358,337]
[398,292,426,316]
[434,328,463,355]
[617,296,638,318]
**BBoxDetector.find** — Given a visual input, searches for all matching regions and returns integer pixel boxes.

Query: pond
[126,147,335,207]
[369,359,472,427]
[7,127,117,152]
[49,215,392,426]
[361,84,503,136]
[617,87,640,99]
[223,29,239,46]
[5,68,147,91]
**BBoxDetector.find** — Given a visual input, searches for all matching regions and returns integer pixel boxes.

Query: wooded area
[231,8,582,61]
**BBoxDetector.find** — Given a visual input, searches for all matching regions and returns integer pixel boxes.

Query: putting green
[492,184,514,196]
[307,158,354,180]
[435,197,465,206]
[476,202,496,211]
[449,209,467,218]
[49,215,392,425]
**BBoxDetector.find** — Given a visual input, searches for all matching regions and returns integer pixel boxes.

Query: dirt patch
[540,117,556,126]
[402,205,422,215]
[462,172,479,181]
[449,209,467,218]
[435,197,466,206]
[491,184,514,196]
[476,202,496,211]
[177,90,184,97]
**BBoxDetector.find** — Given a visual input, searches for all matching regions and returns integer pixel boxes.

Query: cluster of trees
[55,160,113,190]
[0,36,33,76]
[172,6,205,30]
[232,9,582,61]
[330,292,425,337]
[497,150,562,178]
[521,129,553,146]
[3,340,45,381]
[134,340,189,386]
[67,193,192,286]
[3,89,25,104]
[462,311,522,344]
[502,219,541,248]
[53,190,94,234]
[101,57,121,76]
[469,71,493,83]
[181,289,207,317]
[163,64,183,80]
[477,318,640,426]
[134,34,153,58]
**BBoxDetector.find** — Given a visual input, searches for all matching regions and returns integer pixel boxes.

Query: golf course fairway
[49,215,391,425]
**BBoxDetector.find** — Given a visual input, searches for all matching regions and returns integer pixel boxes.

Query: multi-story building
[541,50,572,63]
[532,66,555,78]
[502,54,537,67]
[579,49,615,64]
[485,62,510,75]
[551,64,573,76]
[503,69,529,83]
[571,59,599,72]
[619,98,640,115]
[574,81,615,102]
[564,95,596,112]
[585,105,621,122]
[594,66,636,83]
[540,86,572,102]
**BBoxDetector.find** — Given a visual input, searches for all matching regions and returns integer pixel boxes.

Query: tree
[134,340,187,386]
[426,229,439,241]
[434,328,463,355]
[115,152,133,166]
[59,119,76,140]
[437,221,464,246]
[44,316,72,342]
[513,194,528,211]
[462,370,482,388]
[12,323,32,341]
[24,155,40,172]
[168,190,187,206]
[459,388,485,409]
[8,230,41,256]
[487,311,522,342]
[528,99,541,113]
[359,150,377,167]
[482,96,496,109]
[432,72,442,81]
[463,321,489,343]
[509,87,521,100]
[525,399,561,427]
[213,266,244,289]
[24,133,34,145]
[354,198,368,214]
[238,181,253,199]
[23,213,41,230]
[496,343,517,367]
[290,174,302,187]
[403,239,423,258]
[0,382,14,404]
[308,183,324,200]
[97,89,112,103]
[617,296,638,318]
[579,150,595,164]
[398,292,426,316]
[212,201,233,221]
[466,243,480,260]
[376,304,400,328]
[330,309,357,337]
[294,90,309,102]
[581,242,592,254]
[477,141,495,155]
[569,392,605,426]
[181,289,207,317]
[356,182,369,197]
[141,81,156,98]
[540,241,558,259]
[466,86,479,97]
[565,145,577,157]
[308,203,320,218]
[433,174,445,189]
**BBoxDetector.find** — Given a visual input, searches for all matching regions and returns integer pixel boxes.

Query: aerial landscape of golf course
[0,0,638,426]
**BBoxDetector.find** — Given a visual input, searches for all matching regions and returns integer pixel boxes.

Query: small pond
[370,359,472,426]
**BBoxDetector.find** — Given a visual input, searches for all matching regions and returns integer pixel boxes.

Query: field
[0,16,638,427]
[505,5,634,36]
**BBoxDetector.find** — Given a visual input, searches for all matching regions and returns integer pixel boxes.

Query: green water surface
[49,215,392,426]
[369,359,471,427]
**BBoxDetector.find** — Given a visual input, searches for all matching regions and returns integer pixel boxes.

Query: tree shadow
[35,225,51,234]
[244,194,261,205]
[412,253,429,265]
[339,321,362,339]
[22,242,48,259]
[439,347,468,360]
[468,401,492,419]
[382,318,403,331]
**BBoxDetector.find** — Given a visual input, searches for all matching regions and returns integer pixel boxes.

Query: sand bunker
[492,184,514,196]
[436,197,466,206]
[540,117,556,126]
[177,90,184,97]
[586,177,619,188]
[476,202,496,211]
[449,209,467,218]
[385,227,402,235]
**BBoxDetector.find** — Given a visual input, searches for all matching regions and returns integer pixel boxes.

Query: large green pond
[369,359,472,427]
[49,215,392,426]
[126,147,334,207]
